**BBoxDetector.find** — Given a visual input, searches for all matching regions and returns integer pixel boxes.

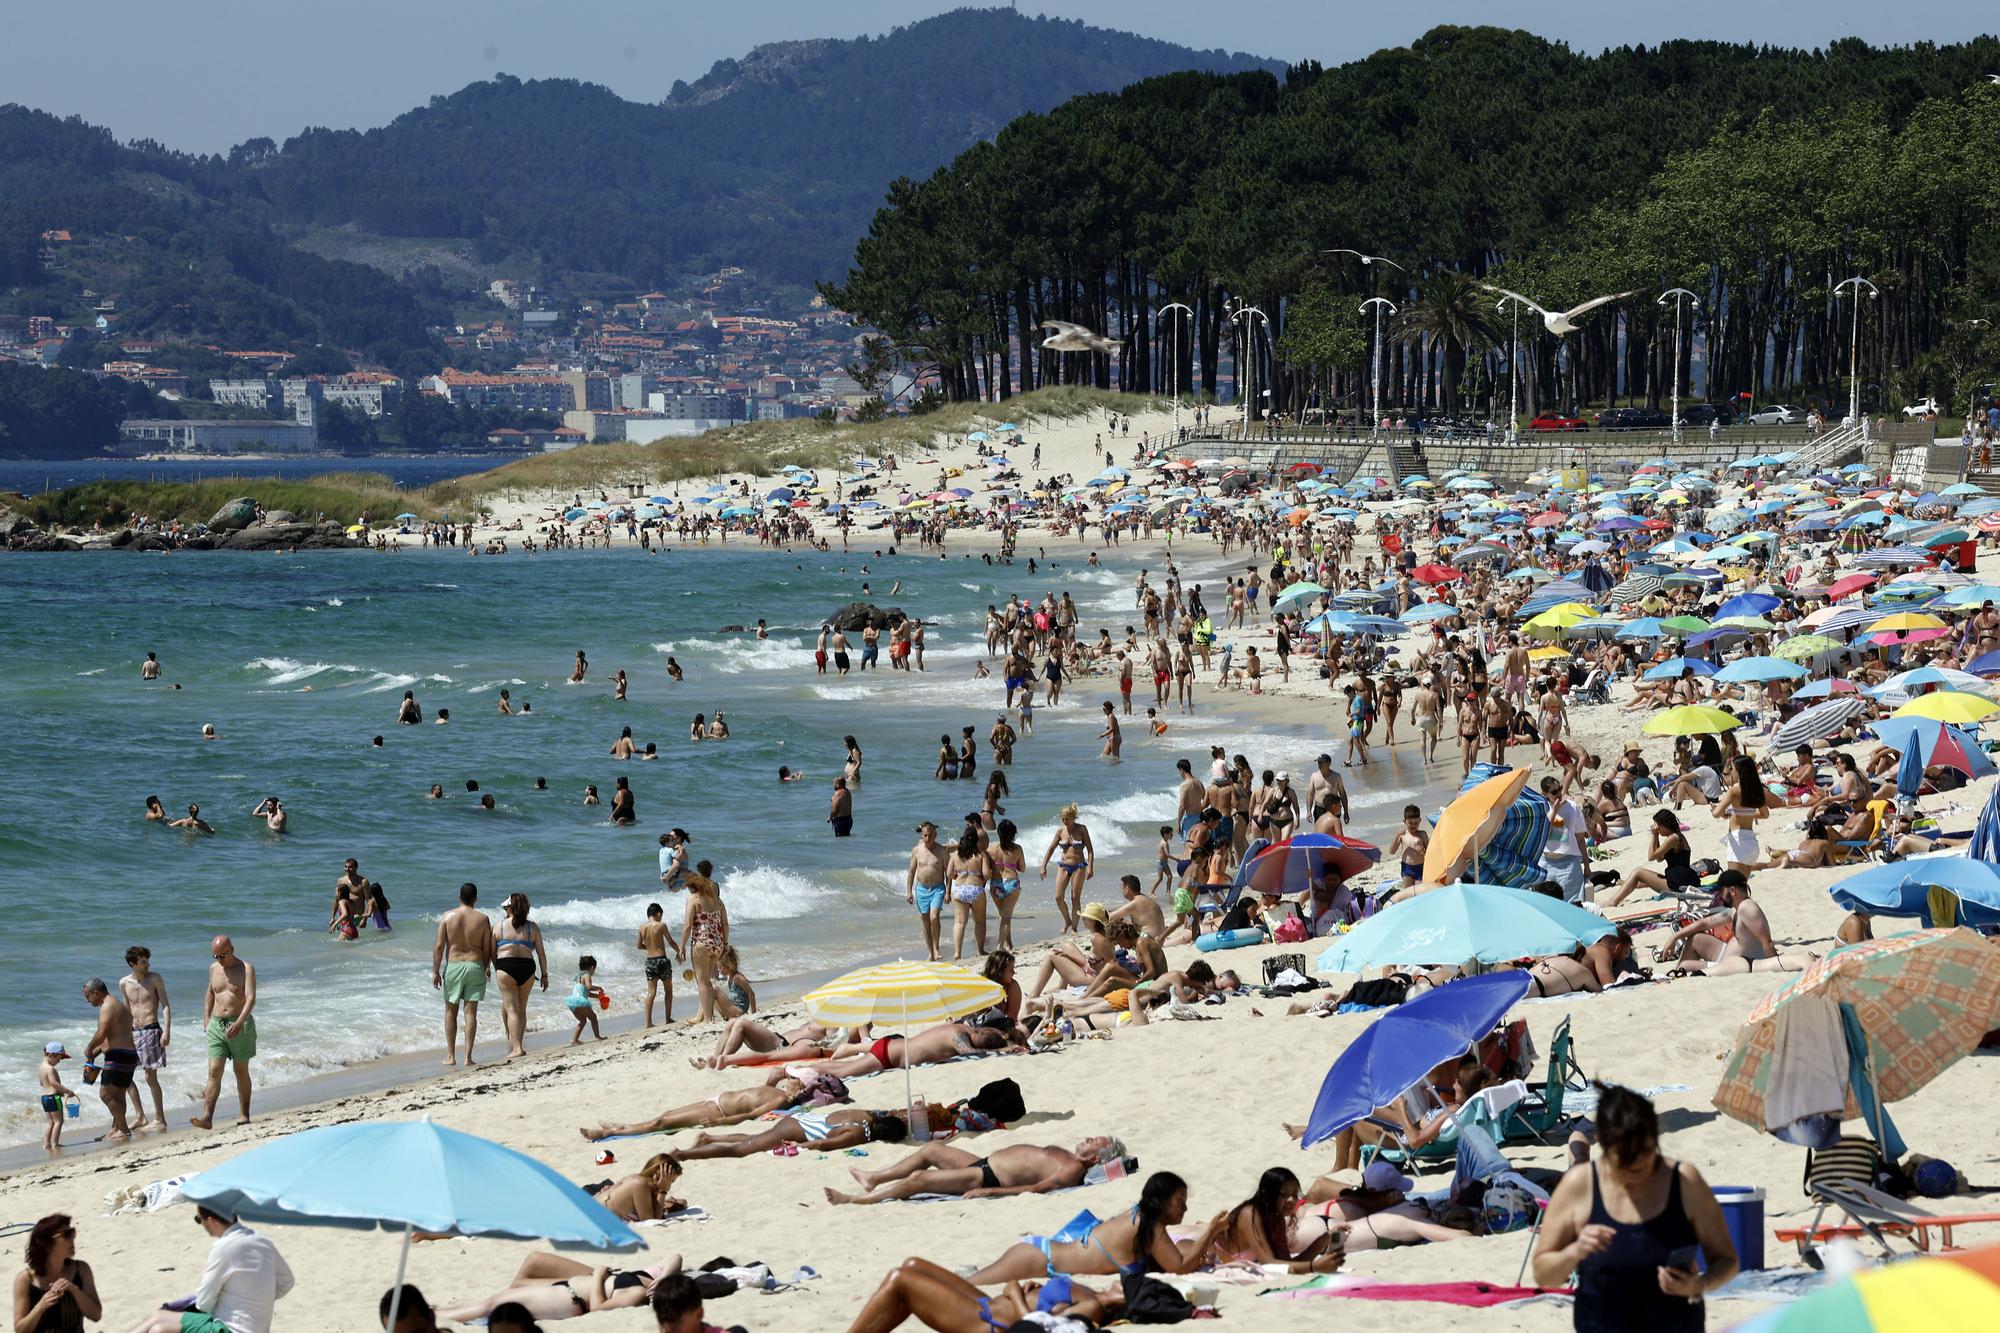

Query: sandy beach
[6,403,1999,1333]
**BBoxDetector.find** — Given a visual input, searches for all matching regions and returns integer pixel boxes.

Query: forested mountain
[243,9,1278,285]
[825,27,2000,416]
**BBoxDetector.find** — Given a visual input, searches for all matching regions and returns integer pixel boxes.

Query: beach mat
[1263,1275,1558,1307]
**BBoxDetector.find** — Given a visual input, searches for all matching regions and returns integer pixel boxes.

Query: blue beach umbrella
[1716,592,1782,620]
[1300,972,1531,1147]
[1315,882,1616,974]
[1401,603,1461,623]
[1643,657,1718,681]
[1714,657,1807,685]
[1828,856,2000,928]
[183,1119,643,1327]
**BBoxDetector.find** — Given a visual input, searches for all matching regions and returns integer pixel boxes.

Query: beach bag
[1120,1271,1195,1323]
[964,1078,1024,1125]
[1262,953,1307,985]
[1271,916,1308,944]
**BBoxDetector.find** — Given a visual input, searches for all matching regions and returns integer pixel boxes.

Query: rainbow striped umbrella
[1733,1240,2000,1330]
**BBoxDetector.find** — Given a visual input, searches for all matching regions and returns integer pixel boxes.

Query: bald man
[190,935,256,1128]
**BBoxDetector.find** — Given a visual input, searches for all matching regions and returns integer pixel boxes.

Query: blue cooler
[1712,1185,1765,1271]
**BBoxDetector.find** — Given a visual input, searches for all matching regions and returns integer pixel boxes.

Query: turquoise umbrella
[1315,883,1616,973]
[183,1119,644,1327]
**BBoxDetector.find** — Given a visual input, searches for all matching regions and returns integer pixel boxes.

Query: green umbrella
[1660,615,1710,636]
[1776,633,1844,661]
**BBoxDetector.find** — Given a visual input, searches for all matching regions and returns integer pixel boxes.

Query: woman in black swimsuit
[1532,1084,1736,1331]
[493,894,547,1061]
[1605,809,1697,906]
[14,1213,102,1332]
[610,776,636,826]
[434,1253,684,1323]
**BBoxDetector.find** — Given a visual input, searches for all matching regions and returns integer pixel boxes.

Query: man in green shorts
[431,881,495,1067]
[191,936,256,1130]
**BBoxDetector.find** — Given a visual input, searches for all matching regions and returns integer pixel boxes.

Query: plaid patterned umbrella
[1714,928,2000,1131]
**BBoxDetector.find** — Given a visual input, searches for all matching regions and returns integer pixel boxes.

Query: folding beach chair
[1495,1015,1590,1143]
[1774,1181,2000,1262]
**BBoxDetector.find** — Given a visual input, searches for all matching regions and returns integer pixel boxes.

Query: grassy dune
[16,472,440,528]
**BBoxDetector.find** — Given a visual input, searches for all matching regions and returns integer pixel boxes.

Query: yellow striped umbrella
[802,961,1004,1109]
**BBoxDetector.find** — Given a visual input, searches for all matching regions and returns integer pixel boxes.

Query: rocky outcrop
[826,601,907,631]
[0,504,36,539]
[218,521,363,551]
[208,498,258,531]
[260,509,297,525]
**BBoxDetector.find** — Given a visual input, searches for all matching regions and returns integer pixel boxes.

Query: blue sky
[6,0,1993,153]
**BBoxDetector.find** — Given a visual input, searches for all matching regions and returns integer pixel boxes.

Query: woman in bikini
[494,893,548,1060]
[946,828,991,961]
[595,1153,687,1222]
[1594,778,1632,840]
[846,1258,1115,1333]
[1038,804,1094,934]
[434,1253,684,1324]
[968,1170,1229,1284]
[986,819,1027,951]
[935,734,960,781]
[1208,1167,1345,1274]
[1023,905,1120,998]
[680,870,729,1025]
[1759,820,1834,870]
[843,735,863,787]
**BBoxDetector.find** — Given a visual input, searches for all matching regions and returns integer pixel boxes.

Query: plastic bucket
[1713,1185,1766,1271]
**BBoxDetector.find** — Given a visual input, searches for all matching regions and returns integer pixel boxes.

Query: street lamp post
[1834,276,1879,441]
[1160,301,1193,437]
[1495,296,1523,443]
[1231,304,1270,440]
[1657,288,1700,445]
[1361,298,1396,440]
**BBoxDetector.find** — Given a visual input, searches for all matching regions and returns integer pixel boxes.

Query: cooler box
[1713,1185,1765,1271]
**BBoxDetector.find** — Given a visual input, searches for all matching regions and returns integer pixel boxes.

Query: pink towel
[1269,1276,1565,1307]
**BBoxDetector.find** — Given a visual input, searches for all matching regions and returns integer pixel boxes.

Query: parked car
[1597,407,1672,431]
[1677,404,1736,428]
[1529,412,1589,431]
[1745,404,1804,426]
[1902,396,1940,419]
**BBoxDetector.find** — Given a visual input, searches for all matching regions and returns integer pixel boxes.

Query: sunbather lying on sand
[670,1108,910,1159]
[763,1019,1024,1080]
[434,1252,684,1323]
[968,1170,1228,1283]
[1206,1167,1345,1273]
[1295,1161,1480,1251]
[1025,963,1239,1026]
[579,1075,833,1141]
[824,1136,1126,1205]
[844,1257,1116,1333]
[689,1015,860,1069]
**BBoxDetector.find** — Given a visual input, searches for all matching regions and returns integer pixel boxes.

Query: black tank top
[1573,1162,1702,1333]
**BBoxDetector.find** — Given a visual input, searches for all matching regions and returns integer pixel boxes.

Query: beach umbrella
[1714,928,2000,1152]
[1609,576,1667,605]
[1659,615,1710,636]
[394,512,418,521]
[1854,545,1935,569]
[1315,883,1616,975]
[1241,834,1382,895]
[1274,580,1330,609]
[1894,691,2000,725]
[1523,604,1598,637]
[1731,1241,2000,1332]
[1873,667,1994,702]
[1421,768,1532,885]
[1642,705,1745,736]
[802,961,1002,1110]
[1298,972,1531,1147]
[1830,856,2000,927]
[1643,657,1718,681]
[1616,617,1669,640]
[1714,657,1807,685]
[1775,634,1845,662]
[1715,592,1782,620]
[1400,603,1460,623]
[1793,678,1863,700]
[1869,612,1947,639]
[1768,696,1872,750]
[182,1119,643,1328]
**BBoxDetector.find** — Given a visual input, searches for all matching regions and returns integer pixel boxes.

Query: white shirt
[194,1223,294,1333]
[1543,801,1585,862]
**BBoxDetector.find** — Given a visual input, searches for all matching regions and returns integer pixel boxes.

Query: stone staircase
[1786,420,1866,473]
[1387,437,1429,485]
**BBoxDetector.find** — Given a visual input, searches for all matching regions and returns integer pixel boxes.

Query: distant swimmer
[707,712,730,740]
[828,777,854,838]
[144,795,166,821]
[611,726,637,759]
[613,668,628,701]
[777,767,804,783]
[434,708,450,725]
[496,689,513,715]
[610,777,637,825]
[397,690,421,725]
[250,796,287,834]
[427,784,445,800]
[141,651,160,680]
[201,724,218,740]
[570,650,589,684]
[665,656,684,683]
[169,803,214,835]
[689,713,707,743]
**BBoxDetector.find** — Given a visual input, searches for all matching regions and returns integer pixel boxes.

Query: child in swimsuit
[566,956,604,1044]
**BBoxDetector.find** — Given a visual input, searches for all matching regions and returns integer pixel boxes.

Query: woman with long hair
[967,1170,1227,1283]
[946,827,990,961]
[986,819,1026,950]
[596,1153,687,1222]
[1604,808,1699,906]
[1713,755,1770,875]
[680,865,729,1025]
[12,1214,101,1332]
[1210,1168,1343,1273]
[493,893,548,1060]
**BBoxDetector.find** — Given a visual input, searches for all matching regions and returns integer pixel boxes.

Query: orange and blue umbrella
[1732,1240,2000,1330]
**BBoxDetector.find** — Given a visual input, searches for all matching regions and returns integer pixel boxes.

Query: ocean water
[0,455,515,496]
[0,543,1425,1143]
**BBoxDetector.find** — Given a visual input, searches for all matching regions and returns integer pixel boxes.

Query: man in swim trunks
[815,623,831,674]
[825,1135,1126,1205]
[192,935,256,1128]
[906,822,949,962]
[120,945,170,1130]
[828,777,855,837]
[432,882,495,1067]
[82,977,139,1140]
[831,627,852,675]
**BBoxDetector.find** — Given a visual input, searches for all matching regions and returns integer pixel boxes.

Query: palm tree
[1391,270,1500,413]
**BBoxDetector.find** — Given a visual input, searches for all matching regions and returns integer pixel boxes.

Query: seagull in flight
[1321,248,1405,271]
[1039,320,1119,355]
[1479,285,1636,336]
